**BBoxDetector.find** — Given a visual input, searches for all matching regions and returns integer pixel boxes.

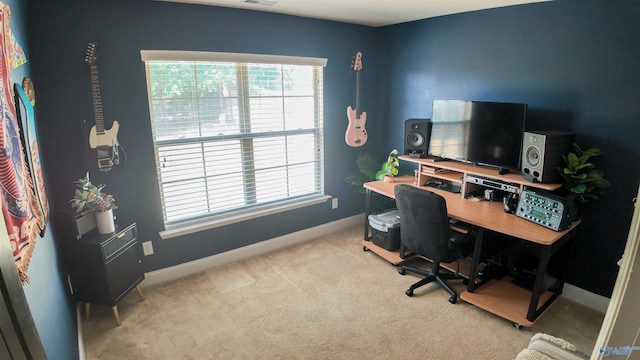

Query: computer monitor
[428,100,527,173]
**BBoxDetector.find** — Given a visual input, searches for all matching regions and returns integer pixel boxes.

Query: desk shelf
[361,240,410,265]
[460,276,557,327]
[361,240,476,281]
[401,155,562,198]
[420,168,464,185]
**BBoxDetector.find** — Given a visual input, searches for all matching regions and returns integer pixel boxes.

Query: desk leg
[527,246,552,322]
[526,229,574,322]
[364,188,371,241]
[467,228,485,292]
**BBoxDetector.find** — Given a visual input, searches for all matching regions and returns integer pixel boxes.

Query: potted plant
[375,149,400,183]
[557,143,610,204]
[70,173,118,234]
[344,151,380,193]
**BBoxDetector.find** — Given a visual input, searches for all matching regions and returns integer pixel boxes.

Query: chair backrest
[394,184,459,262]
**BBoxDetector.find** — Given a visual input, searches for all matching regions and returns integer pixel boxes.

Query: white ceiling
[160,0,550,27]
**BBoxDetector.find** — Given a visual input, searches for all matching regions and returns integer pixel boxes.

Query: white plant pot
[95,209,115,234]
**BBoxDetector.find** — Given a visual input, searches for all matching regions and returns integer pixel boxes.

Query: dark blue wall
[26,0,385,271]
[19,0,640,357]
[382,0,640,297]
[21,1,387,358]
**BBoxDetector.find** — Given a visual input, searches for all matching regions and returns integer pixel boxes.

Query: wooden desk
[364,176,576,246]
[362,175,580,327]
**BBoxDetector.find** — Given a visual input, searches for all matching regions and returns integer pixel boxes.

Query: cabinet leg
[85,303,91,321]
[112,306,121,326]
[135,285,145,301]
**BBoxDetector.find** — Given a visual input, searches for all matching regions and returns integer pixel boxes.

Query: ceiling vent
[243,0,277,6]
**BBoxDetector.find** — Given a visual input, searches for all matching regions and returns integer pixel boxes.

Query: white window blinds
[141,51,327,233]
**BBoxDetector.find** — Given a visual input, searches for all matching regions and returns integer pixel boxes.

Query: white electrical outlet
[332,198,338,209]
[142,241,154,256]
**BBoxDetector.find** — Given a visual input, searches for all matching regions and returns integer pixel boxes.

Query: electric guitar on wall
[85,42,120,172]
[345,51,368,147]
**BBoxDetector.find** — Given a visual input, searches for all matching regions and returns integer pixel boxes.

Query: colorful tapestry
[0,3,42,284]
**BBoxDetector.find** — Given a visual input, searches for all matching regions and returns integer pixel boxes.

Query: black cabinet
[68,223,144,325]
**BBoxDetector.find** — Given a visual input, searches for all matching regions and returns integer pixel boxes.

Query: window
[141,51,327,237]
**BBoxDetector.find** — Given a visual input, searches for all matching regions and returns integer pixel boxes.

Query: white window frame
[141,51,329,239]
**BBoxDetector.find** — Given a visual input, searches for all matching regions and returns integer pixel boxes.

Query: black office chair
[394,184,475,304]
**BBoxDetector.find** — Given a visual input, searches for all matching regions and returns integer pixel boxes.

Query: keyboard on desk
[449,218,476,232]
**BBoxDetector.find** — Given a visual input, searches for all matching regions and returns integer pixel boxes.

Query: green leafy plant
[69,173,117,215]
[557,143,610,203]
[344,151,380,193]
[375,149,400,180]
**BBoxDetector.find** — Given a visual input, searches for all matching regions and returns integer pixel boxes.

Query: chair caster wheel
[363,246,369,251]
[449,296,457,304]
[405,289,414,297]
[398,268,406,275]
[513,322,523,330]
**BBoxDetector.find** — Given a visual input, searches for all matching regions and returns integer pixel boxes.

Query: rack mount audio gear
[515,190,573,231]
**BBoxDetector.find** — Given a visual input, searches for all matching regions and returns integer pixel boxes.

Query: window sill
[159,195,331,240]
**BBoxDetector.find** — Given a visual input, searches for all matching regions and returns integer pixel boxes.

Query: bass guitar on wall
[85,42,120,172]
[345,51,368,147]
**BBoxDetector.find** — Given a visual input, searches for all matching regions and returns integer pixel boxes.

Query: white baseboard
[143,214,363,287]
[562,283,609,313]
[142,213,609,314]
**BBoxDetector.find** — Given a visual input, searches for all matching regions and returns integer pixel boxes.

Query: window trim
[159,195,331,240]
[140,50,328,67]
[142,50,328,238]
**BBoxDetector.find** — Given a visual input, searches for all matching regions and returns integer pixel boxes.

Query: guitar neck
[90,64,105,134]
[355,71,361,118]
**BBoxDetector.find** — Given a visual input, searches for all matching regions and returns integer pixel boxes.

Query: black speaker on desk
[404,119,431,158]
[521,131,574,183]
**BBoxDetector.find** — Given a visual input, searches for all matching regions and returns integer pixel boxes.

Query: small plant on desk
[375,149,399,182]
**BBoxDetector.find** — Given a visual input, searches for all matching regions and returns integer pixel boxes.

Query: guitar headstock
[352,51,363,72]
[85,42,98,65]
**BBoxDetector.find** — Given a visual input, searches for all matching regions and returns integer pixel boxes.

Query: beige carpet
[83,225,604,359]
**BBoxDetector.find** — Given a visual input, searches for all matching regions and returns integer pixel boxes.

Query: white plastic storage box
[368,209,401,251]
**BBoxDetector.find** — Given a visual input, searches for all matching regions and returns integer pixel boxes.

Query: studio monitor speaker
[521,131,574,183]
[404,119,431,158]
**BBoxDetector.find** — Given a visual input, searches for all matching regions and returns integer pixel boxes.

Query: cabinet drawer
[102,225,137,261]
